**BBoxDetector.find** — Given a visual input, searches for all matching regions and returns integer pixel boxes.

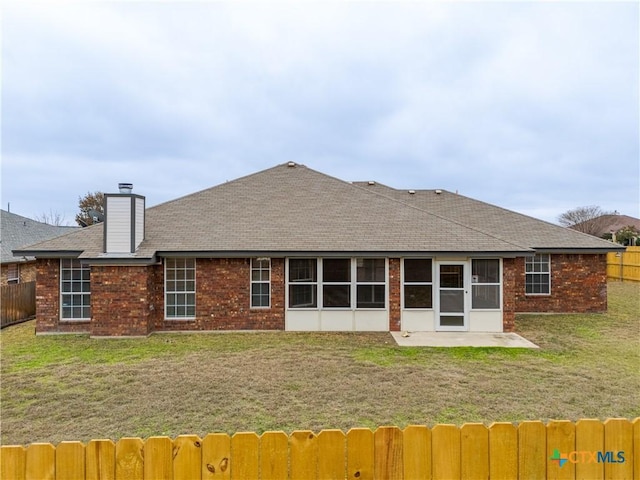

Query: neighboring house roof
[15,163,621,263]
[581,214,640,238]
[1,210,77,264]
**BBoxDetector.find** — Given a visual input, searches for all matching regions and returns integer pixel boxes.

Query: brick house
[15,163,622,337]
[1,210,76,286]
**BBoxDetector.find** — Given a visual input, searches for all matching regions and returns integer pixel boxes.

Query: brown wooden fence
[1,418,638,479]
[608,246,640,282]
[1,281,35,328]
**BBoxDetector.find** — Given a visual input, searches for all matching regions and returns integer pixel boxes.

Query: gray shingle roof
[14,163,619,261]
[1,210,78,263]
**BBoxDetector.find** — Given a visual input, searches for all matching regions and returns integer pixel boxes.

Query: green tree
[76,191,104,227]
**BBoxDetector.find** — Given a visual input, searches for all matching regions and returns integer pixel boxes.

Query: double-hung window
[472,259,501,309]
[251,258,270,308]
[61,259,91,320]
[356,258,386,309]
[165,258,196,318]
[289,258,317,308]
[7,264,19,284]
[525,254,551,295]
[403,259,433,308]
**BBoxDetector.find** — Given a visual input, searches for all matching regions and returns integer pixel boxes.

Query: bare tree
[76,191,105,227]
[34,209,67,226]
[558,205,614,236]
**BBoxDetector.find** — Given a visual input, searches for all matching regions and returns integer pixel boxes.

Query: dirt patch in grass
[1,282,638,445]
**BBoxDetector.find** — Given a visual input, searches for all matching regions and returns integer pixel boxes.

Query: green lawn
[1,282,638,446]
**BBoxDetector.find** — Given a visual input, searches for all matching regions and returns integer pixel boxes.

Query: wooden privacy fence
[1,418,639,479]
[1,281,35,328]
[608,246,640,282]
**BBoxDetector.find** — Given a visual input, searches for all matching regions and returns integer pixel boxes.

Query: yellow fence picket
[603,418,633,479]
[115,437,143,480]
[374,426,403,480]
[547,420,575,480]
[201,433,230,480]
[1,445,27,480]
[86,439,115,480]
[490,422,517,479]
[173,435,202,480]
[575,419,604,480]
[460,423,488,479]
[25,443,55,480]
[402,425,431,479]
[143,437,172,480]
[633,418,640,480]
[518,420,546,479]
[317,429,345,479]
[260,432,288,480]
[290,431,317,479]
[230,432,259,480]
[56,441,85,480]
[432,424,460,480]
[347,428,374,480]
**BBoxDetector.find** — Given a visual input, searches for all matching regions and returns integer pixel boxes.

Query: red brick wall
[160,258,285,331]
[511,254,607,313]
[90,265,157,336]
[502,258,516,332]
[388,258,401,331]
[35,259,90,334]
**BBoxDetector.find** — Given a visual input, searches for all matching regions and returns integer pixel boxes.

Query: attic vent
[408,190,416,195]
[435,189,443,195]
[368,181,376,185]
[287,162,296,168]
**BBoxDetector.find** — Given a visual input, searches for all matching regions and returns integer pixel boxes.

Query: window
[322,258,351,308]
[7,264,19,284]
[288,258,387,309]
[251,258,270,308]
[525,254,550,295]
[403,259,433,309]
[61,259,91,320]
[356,258,386,309]
[165,258,196,318]
[472,259,501,309]
[289,258,317,308]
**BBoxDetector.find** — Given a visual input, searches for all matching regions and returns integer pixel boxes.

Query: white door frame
[435,260,470,331]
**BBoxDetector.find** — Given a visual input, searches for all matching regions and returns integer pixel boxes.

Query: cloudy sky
[2,1,638,226]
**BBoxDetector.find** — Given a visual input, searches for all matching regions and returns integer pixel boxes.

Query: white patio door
[436,262,469,331]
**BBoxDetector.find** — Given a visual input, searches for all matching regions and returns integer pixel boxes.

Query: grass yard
[1,282,638,446]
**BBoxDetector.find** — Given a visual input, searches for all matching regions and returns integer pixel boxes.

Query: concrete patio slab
[391,331,539,348]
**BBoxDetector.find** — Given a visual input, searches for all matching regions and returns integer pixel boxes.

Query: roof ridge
[347,184,534,252]
[147,162,299,211]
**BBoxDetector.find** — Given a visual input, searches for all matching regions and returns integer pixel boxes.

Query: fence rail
[1,281,35,328]
[1,418,638,479]
[607,246,640,282]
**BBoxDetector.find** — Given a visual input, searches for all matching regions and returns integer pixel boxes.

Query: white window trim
[471,258,502,311]
[250,258,271,309]
[60,259,91,321]
[165,258,197,320]
[7,263,19,284]
[401,258,434,310]
[525,254,551,296]
[286,258,388,311]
